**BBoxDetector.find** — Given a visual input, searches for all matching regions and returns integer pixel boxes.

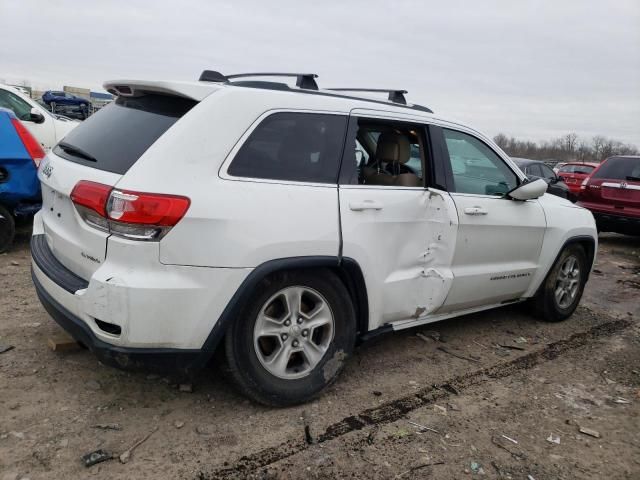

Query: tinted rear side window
[593,157,640,180]
[54,94,197,174]
[228,112,348,183]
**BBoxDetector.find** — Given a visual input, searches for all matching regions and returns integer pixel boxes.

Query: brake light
[580,178,589,190]
[71,181,111,216]
[107,190,190,226]
[70,181,190,240]
[11,118,45,167]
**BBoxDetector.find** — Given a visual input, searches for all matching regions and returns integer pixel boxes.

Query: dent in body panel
[380,189,458,322]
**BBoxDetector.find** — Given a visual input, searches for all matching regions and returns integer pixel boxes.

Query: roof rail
[327,88,408,105]
[227,72,319,90]
[198,70,319,90]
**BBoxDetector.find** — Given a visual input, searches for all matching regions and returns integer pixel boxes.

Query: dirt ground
[1,230,638,480]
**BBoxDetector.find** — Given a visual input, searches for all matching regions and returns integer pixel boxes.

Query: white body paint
[32,79,597,349]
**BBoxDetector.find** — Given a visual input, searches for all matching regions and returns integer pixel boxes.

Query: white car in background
[30,71,597,406]
[0,83,78,150]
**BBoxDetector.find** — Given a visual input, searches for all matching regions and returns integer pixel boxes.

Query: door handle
[464,206,488,216]
[349,200,384,211]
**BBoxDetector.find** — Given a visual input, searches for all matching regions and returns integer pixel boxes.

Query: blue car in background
[42,90,91,119]
[0,108,43,252]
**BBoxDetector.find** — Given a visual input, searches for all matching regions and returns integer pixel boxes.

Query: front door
[435,127,547,312]
[338,115,458,331]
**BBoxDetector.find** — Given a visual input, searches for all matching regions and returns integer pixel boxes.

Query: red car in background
[577,156,640,236]
[557,162,600,194]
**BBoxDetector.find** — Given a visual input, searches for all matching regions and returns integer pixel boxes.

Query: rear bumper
[32,269,202,375]
[578,204,640,235]
[30,228,251,374]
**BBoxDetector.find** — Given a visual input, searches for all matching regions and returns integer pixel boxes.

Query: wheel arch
[532,234,597,298]
[194,256,369,369]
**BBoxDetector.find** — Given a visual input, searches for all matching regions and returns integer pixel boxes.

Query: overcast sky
[1,0,638,145]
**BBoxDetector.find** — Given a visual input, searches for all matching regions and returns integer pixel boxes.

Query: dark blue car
[42,90,91,118]
[0,108,43,252]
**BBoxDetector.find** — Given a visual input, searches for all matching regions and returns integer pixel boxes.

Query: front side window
[228,112,347,183]
[0,89,32,121]
[442,129,518,195]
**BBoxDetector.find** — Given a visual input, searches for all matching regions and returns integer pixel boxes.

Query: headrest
[376,132,411,164]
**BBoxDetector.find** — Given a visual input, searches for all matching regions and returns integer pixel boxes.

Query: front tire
[533,244,587,322]
[224,269,356,406]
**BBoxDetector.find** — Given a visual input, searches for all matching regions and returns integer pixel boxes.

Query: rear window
[228,112,348,184]
[559,164,595,175]
[593,157,640,181]
[54,94,197,174]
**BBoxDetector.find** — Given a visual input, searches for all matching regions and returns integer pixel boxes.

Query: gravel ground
[0,231,638,480]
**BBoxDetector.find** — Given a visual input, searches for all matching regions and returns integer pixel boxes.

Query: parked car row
[513,156,639,236]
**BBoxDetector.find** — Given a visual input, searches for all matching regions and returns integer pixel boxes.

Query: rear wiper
[625,176,640,181]
[57,142,97,162]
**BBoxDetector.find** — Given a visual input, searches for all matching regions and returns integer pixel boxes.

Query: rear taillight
[11,118,45,167]
[580,178,589,191]
[70,181,190,240]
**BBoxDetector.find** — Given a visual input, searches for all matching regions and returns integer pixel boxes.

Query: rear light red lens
[107,190,190,226]
[70,180,190,240]
[11,118,45,167]
[70,181,112,217]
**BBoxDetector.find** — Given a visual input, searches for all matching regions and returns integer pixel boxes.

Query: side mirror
[29,107,45,124]
[557,175,565,182]
[508,178,547,201]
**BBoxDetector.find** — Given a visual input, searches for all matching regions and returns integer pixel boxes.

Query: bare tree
[493,133,638,163]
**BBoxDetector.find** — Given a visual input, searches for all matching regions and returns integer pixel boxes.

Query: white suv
[31,71,597,406]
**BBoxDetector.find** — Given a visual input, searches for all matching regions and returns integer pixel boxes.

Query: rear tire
[533,244,587,322]
[224,269,356,406]
[0,205,15,254]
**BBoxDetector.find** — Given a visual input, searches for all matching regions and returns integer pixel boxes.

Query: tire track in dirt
[198,317,631,479]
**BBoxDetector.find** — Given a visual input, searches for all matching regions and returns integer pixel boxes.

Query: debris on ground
[578,427,601,438]
[433,404,447,415]
[81,449,113,467]
[498,343,526,351]
[178,383,193,393]
[515,336,528,344]
[47,333,80,352]
[84,380,101,391]
[395,461,445,478]
[437,346,480,363]
[119,427,158,464]
[0,344,15,354]
[546,433,561,444]
[92,423,122,431]
[613,397,631,404]
[417,330,441,342]
[407,420,439,434]
[372,390,382,396]
[174,421,185,429]
[501,434,518,444]
[470,461,484,474]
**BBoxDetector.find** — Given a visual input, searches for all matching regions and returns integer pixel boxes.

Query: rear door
[38,93,197,280]
[338,113,458,330]
[433,127,546,312]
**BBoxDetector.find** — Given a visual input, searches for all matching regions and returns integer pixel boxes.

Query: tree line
[493,133,639,163]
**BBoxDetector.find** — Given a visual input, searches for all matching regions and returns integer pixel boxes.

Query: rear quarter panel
[113,89,344,268]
